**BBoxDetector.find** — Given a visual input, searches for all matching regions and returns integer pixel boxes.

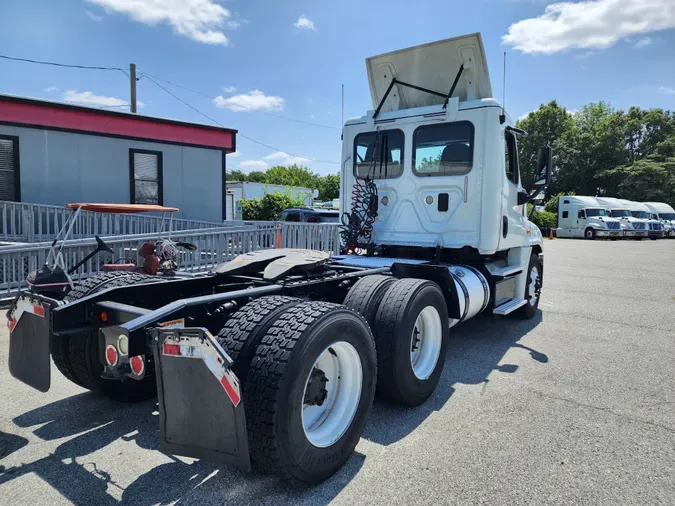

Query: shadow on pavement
[363,311,546,445]
[2,312,545,503]
[2,392,365,505]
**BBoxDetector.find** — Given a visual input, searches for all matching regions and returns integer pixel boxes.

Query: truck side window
[353,129,404,179]
[562,211,569,218]
[504,131,519,185]
[578,210,585,219]
[413,121,474,177]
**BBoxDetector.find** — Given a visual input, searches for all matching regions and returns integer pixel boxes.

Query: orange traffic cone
[548,228,554,240]
[276,224,282,248]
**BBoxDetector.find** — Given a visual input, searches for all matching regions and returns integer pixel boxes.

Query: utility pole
[130,63,137,113]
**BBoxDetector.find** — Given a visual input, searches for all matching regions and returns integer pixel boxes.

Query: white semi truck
[7,33,552,484]
[643,201,675,237]
[594,197,648,240]
[619,200,665,239]
[556,196,622,239]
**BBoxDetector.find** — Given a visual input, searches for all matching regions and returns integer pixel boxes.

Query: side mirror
[534,145,553,187]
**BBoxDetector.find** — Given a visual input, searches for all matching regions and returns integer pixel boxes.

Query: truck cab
[642,201,674,237]
[555,196,622,240]
[595,197,648,239]
[340,33,550,259]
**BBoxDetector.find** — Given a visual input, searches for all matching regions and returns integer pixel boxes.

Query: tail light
[130,355,145,376]
[105,345,119,367]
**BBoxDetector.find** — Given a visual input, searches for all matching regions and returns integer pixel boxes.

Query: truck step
[493,298,527,315]
[487,265,523,280]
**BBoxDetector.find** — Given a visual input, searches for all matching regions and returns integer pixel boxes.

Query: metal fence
[0,222,341,297]
[0,201,225,243]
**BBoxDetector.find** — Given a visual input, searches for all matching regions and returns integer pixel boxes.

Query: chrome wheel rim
[528,266,540,306]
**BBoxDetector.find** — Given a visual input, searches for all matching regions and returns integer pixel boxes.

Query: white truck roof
[594,197,629,210]
[643,202,675,213]
[366,33,492,113]
[559,195,604,208]
[618,199,649,212]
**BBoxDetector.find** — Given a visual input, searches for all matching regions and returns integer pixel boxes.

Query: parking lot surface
[1,239,674,505]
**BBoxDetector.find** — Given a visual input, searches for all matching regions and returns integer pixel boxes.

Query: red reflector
[33,305,45,317]
[8,318,17,332]
[105,345,119,366]
[220,376,241,406]
[130,355,144,375]
[100,312,108,322]
[163,343,181,356]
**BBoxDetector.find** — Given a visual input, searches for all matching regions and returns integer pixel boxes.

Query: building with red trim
[0,94,236,222]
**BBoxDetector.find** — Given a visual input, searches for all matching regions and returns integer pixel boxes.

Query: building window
[0,135,20,202]
[130,149,162,205]
[413,121,474,177]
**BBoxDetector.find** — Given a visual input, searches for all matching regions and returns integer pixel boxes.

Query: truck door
[576,209,586,237]
[498,130,525,249]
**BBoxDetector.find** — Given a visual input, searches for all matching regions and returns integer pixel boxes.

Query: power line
[0,54,129,77]
[145,75,339,165]
[138,71,340,131]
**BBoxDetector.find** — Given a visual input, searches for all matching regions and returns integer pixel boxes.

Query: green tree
[240,192,308,221]
[317,173,340,201]
[227,169,248,182]
[516,100,575,195]
[265,164,319,188]
[247,171,267,183]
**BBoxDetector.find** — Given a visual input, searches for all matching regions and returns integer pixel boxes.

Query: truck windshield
[660,213,675,220]
[630,211,650,219]
[354,130,404,179]
[586,208,607,217]
[610,210,631,217]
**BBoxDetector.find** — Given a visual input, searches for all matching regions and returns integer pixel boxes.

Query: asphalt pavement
[1,238,674,505]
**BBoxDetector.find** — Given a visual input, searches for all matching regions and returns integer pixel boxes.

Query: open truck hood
[366,33,492,113]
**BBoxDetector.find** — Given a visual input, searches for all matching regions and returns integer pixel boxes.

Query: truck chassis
[7,247,542,484]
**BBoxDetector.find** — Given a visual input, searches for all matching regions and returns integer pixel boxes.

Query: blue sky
[1,0,674,175]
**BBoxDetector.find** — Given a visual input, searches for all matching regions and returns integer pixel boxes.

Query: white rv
[619,200,666,239]
[642,202,674,237]
[595,197,648,239]
[556,196,622,239]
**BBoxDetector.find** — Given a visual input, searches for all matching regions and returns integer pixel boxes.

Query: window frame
[412,121,475,177]
[562,211,569,219]
[353,128,405,180]
[504,129,520,186]
[0,135,21,202]
[129,148,163,206]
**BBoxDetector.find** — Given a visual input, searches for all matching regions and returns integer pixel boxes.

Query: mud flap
[150,327,251,470]
[8,297,52,392]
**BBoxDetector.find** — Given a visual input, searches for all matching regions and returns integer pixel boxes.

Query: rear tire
[342,274,396,327]
[217,296,302,382]
[584,228,596,240]
[244,301,377,484]
[59,272,158,401]
[372,278,449,406]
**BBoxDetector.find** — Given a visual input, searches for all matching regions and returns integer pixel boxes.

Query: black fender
[390,263,462,319]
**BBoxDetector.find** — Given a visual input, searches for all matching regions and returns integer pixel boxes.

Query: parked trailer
[7,33,552,484]
[642,202,675,238]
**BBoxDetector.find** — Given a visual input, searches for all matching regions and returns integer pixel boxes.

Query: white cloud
[227,150,241,157]
[85,9,103,21]
[240,160,269,171]
[502,0,675,54]
[309,114,316,119]
[227,20,240,29]
[634,37,653,48]
[294,15,316,31]
[63,90,127,107]
[44,86,59,93]
[263,151,311,166]
[518,110,534,121]
[222,86,237,93]
[660,86,675,95]
[213,90,285,112]
[87,0,234,45]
